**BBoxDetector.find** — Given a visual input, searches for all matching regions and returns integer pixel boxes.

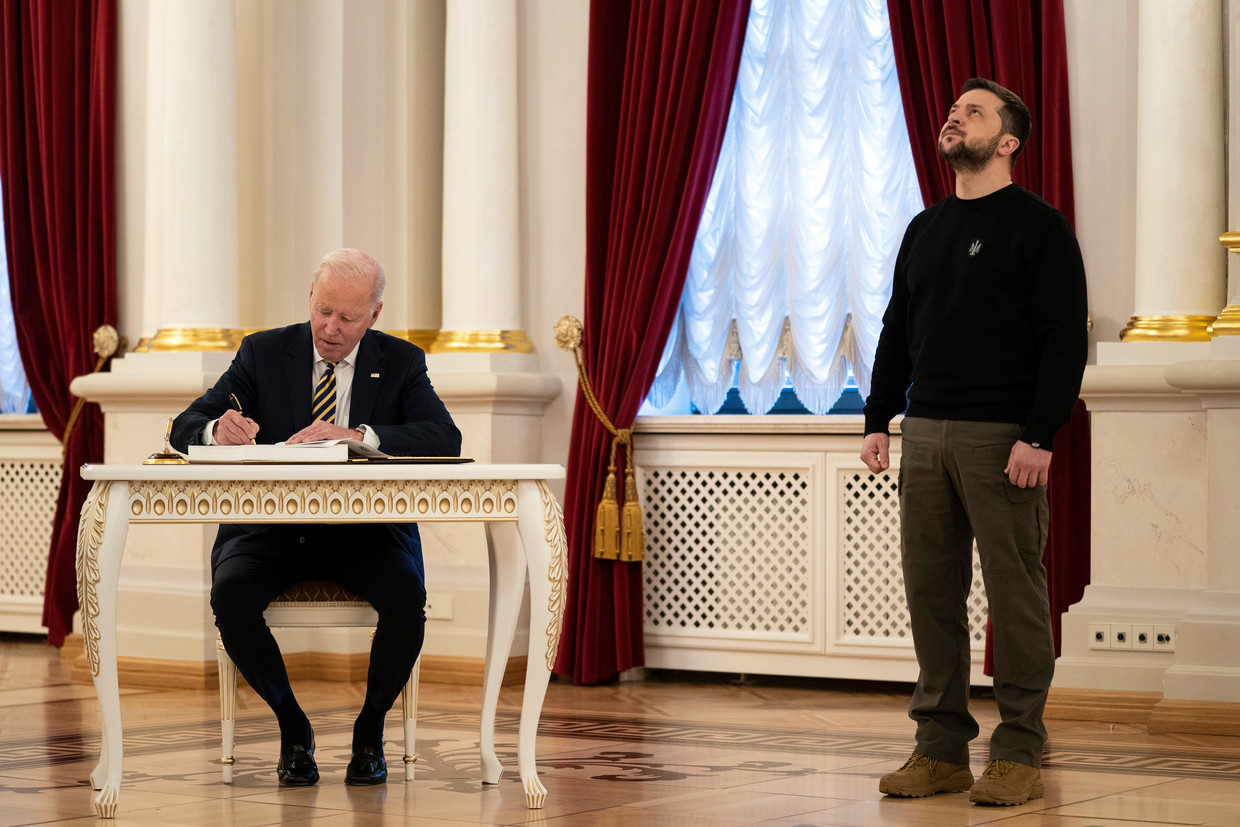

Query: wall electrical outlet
[1153,625,1176,652]
[1110,623,1133,649]
[1088,622,1111,650]
[1132,624,1154,651]
[425,594,454,621]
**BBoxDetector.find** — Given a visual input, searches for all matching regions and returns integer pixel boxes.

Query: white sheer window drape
[0,189,33,415]
[647,0,922,415]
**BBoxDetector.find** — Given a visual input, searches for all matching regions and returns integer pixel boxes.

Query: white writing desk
[75,462,567,818]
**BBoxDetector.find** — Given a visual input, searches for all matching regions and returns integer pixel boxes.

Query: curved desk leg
[480,519,526,786]
[75,480,131,819]
[512,480,568,809]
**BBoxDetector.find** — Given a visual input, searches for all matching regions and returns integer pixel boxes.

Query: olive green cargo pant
[898,417,1055,768]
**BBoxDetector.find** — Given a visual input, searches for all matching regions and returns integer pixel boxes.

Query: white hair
[311,248,385,308]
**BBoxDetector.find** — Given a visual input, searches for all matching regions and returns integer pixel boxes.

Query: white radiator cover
[634,419,991,685]
[0,419,61,634]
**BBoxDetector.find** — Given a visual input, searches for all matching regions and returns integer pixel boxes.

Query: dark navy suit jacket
[170,323,462,574]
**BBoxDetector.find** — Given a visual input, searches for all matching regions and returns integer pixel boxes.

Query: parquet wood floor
[1,633,1237,825]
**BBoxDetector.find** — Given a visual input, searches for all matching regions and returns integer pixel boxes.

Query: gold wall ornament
[428,329,534,353]
[75,481,111,678]
[1119,315,1216,342]
[538,480,569,669]
[554,315,644,562]
[137,327,249,352]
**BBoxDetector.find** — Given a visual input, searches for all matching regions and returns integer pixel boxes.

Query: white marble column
[142,0,242,350]
[434,0,530,353]
[1123,0,1226,342]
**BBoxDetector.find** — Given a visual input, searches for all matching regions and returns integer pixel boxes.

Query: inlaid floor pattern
[1,634,1237,825]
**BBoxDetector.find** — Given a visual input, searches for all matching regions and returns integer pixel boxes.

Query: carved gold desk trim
[124,479,520,523]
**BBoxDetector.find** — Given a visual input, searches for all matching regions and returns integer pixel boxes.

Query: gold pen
[229,393,257,444]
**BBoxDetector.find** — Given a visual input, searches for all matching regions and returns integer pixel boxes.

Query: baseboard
[1148,698,1240,736]
[1045,687,1162,725]
[418,654,528,686]
[1046,687,1240,735]
[60,634,526,689]
[60,637,217,689]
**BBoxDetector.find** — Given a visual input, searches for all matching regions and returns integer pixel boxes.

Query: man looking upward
[861,79,1087,806]
[172,248,461,787]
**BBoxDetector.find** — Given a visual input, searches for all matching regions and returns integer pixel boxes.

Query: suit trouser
[898,417,1054,768]
[210,524,427,724]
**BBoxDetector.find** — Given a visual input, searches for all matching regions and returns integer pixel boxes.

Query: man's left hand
[286,422,363,444]
[1005,440,1052,488]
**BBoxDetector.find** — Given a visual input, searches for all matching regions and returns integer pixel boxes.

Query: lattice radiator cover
[0,458,61,631]
[637,443,988,681]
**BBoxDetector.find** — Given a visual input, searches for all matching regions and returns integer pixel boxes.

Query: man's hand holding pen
[214,395,259,445]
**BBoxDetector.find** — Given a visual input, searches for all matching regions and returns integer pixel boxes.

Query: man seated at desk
[171,248,461,786]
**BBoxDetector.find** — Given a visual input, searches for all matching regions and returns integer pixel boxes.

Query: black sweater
[863,185,1087,448]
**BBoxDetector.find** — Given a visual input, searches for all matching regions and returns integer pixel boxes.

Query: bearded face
[938,128,1002,175]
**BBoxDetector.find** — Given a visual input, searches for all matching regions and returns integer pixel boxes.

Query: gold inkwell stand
[144,418,187,465]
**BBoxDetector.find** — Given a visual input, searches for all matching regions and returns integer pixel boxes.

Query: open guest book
[187,438,473,464]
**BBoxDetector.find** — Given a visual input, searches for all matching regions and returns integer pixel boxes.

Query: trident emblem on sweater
[968,239,983,257]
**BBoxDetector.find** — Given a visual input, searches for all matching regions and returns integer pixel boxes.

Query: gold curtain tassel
[593,467,621,560]
[620,463,644,562]
[555,316,641,563]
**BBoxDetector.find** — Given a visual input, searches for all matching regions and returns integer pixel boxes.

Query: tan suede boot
[878,753,974,797]
[969,759,1044,805]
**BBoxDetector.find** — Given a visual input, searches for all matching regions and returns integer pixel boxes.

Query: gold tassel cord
[62,325,124,456]
[555,316,644,562]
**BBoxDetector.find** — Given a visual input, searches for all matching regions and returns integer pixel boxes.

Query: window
[642,0,922,416]
[0,182,35,415]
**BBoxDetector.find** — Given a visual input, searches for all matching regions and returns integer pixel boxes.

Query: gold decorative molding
[1119,315,1215,342]
[538,480,569,670]
[75,481,111,678]
[1208,305,1240,336]
[126,479,519,523]
[136,327,251,352]
[428,329,534,354]
[384,330,440,351]
[1214,232,1240,336]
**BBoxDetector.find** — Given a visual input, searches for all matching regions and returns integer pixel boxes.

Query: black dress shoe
[277,743,319,786]
[345,745,387,785]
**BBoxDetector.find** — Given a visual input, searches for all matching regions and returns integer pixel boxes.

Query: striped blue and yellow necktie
[311,361,337,423]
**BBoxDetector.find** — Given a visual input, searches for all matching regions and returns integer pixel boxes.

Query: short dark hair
[962,77,1031,165]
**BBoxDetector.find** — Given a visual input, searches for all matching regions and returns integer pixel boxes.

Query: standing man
[172,249,461,787]
[860,79,1087,806]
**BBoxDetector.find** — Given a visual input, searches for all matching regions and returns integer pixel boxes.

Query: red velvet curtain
[554,0,751,685]
[0,0,118,647]
[885,0,1089,662]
